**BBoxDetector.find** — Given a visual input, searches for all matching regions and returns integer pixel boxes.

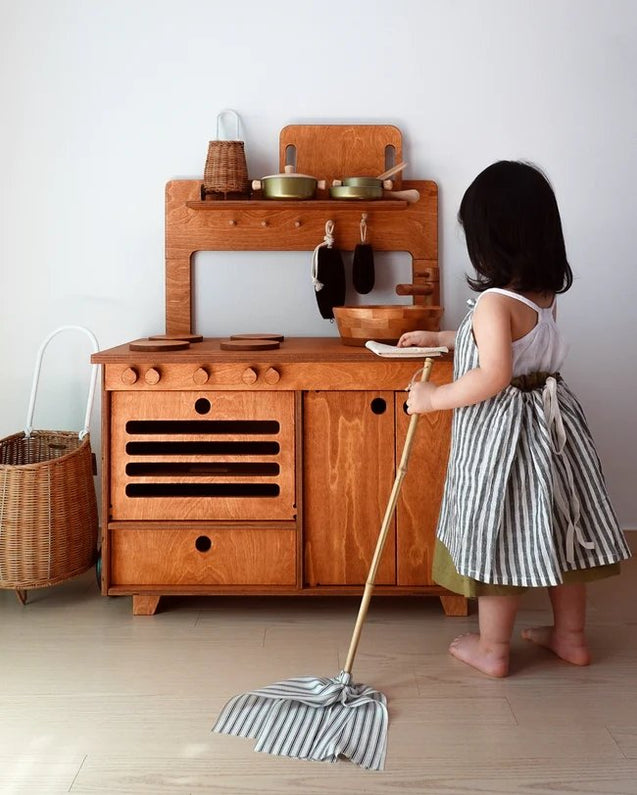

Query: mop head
[212,670,387,771]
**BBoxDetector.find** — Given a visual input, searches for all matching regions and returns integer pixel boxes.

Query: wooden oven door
[109,391,296,521]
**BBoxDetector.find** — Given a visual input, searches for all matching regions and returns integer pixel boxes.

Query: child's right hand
[397,330,440,348]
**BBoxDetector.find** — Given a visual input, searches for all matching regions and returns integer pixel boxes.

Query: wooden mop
[213,358,435,771]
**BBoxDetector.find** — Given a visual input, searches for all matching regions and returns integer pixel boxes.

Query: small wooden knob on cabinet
[144,368,161,385]
[264,367,280,384]
[241,367,258,385]
[193,367,209,385]
[121,367,138,385]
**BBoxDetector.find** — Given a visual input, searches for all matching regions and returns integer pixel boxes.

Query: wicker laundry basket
[0,326,99,603]
[202,109,250,198]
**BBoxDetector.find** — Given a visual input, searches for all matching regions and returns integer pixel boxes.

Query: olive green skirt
[433,538,621,598]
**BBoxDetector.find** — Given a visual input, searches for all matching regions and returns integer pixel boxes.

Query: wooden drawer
[109,525,297,586]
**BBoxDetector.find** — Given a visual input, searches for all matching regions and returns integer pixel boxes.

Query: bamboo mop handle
[343,357,434,675]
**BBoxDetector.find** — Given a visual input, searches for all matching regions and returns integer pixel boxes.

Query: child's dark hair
[459,160,573,293]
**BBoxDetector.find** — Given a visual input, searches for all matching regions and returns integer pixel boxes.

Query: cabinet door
[395,389,452,586]
[303,391,396,585]
[110,391,296,521]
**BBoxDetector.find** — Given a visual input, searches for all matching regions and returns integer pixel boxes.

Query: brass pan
[329,184,383,200]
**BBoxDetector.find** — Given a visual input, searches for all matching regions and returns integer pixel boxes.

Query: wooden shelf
[168,178,439,335]
[185,199,408,211]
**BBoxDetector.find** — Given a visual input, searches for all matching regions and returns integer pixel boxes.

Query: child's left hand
[405,381,438,414]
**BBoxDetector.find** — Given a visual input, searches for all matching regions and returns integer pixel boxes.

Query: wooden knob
[144,368,161,385]
[241,367,258,385]
[264,367,280,385]
[121,367,138,385]
[193,367,209,385]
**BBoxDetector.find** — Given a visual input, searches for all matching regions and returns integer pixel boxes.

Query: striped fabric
[213,670,387,770]
[436,307,631,586]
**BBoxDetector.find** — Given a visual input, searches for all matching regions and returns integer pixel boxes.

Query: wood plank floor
[1,534,635,794]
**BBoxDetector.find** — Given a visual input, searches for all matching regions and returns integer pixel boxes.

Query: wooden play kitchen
[92,124,468,617]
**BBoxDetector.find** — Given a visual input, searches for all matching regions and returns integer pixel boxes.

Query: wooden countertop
[92,336,453,365]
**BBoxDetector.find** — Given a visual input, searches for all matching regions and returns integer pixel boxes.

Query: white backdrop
[1,0,635,528]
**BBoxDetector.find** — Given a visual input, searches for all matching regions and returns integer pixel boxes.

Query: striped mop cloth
[213,670,387,770]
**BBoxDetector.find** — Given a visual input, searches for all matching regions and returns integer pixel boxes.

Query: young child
[399,160,631,678]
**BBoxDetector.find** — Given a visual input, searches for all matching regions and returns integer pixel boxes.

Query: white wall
[1,0,635,527]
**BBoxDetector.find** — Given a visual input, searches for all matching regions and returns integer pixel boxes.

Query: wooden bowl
[333,304,443,347]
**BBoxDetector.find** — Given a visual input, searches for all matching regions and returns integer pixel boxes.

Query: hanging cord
[360,212,368,244]
[310,220,335,292]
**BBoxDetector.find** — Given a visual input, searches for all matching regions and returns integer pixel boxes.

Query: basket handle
[24,325,100,441]
[216,109,242,141]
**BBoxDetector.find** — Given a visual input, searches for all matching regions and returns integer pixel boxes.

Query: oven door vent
[110,391,296,521]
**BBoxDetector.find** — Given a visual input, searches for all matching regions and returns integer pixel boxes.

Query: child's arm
[406,293,513,414]
[397,329,457,350]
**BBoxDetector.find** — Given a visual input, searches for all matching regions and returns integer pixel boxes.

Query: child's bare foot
[521,626,591,666]
[449,632,510,678]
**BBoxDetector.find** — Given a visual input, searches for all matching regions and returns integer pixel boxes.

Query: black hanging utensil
[311,220,346,319]
[352,213,375,294]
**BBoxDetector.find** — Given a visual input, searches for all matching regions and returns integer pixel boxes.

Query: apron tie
[542,376,595,565]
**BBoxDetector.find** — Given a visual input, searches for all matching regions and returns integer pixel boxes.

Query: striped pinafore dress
[434,288,631,593]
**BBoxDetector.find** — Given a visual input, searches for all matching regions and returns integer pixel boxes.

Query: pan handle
[383,188,420,204]
[376,161,407,180]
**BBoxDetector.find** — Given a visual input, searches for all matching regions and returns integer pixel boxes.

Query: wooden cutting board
[279,124,403,188]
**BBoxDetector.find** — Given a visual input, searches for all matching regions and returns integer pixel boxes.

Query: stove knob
[264,367,280,384]
[193,367,209,385]
[121,367,138,385]
[145,368,161,385]
[242,367,258,385]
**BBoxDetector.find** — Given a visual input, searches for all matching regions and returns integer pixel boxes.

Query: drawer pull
[195,535,212,553]
[194,397,211,414]
[145,368,161,385]
[121,367,138,385]
[370,397,387,415]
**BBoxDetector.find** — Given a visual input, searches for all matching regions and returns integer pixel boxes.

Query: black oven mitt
[311,221,346,319]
